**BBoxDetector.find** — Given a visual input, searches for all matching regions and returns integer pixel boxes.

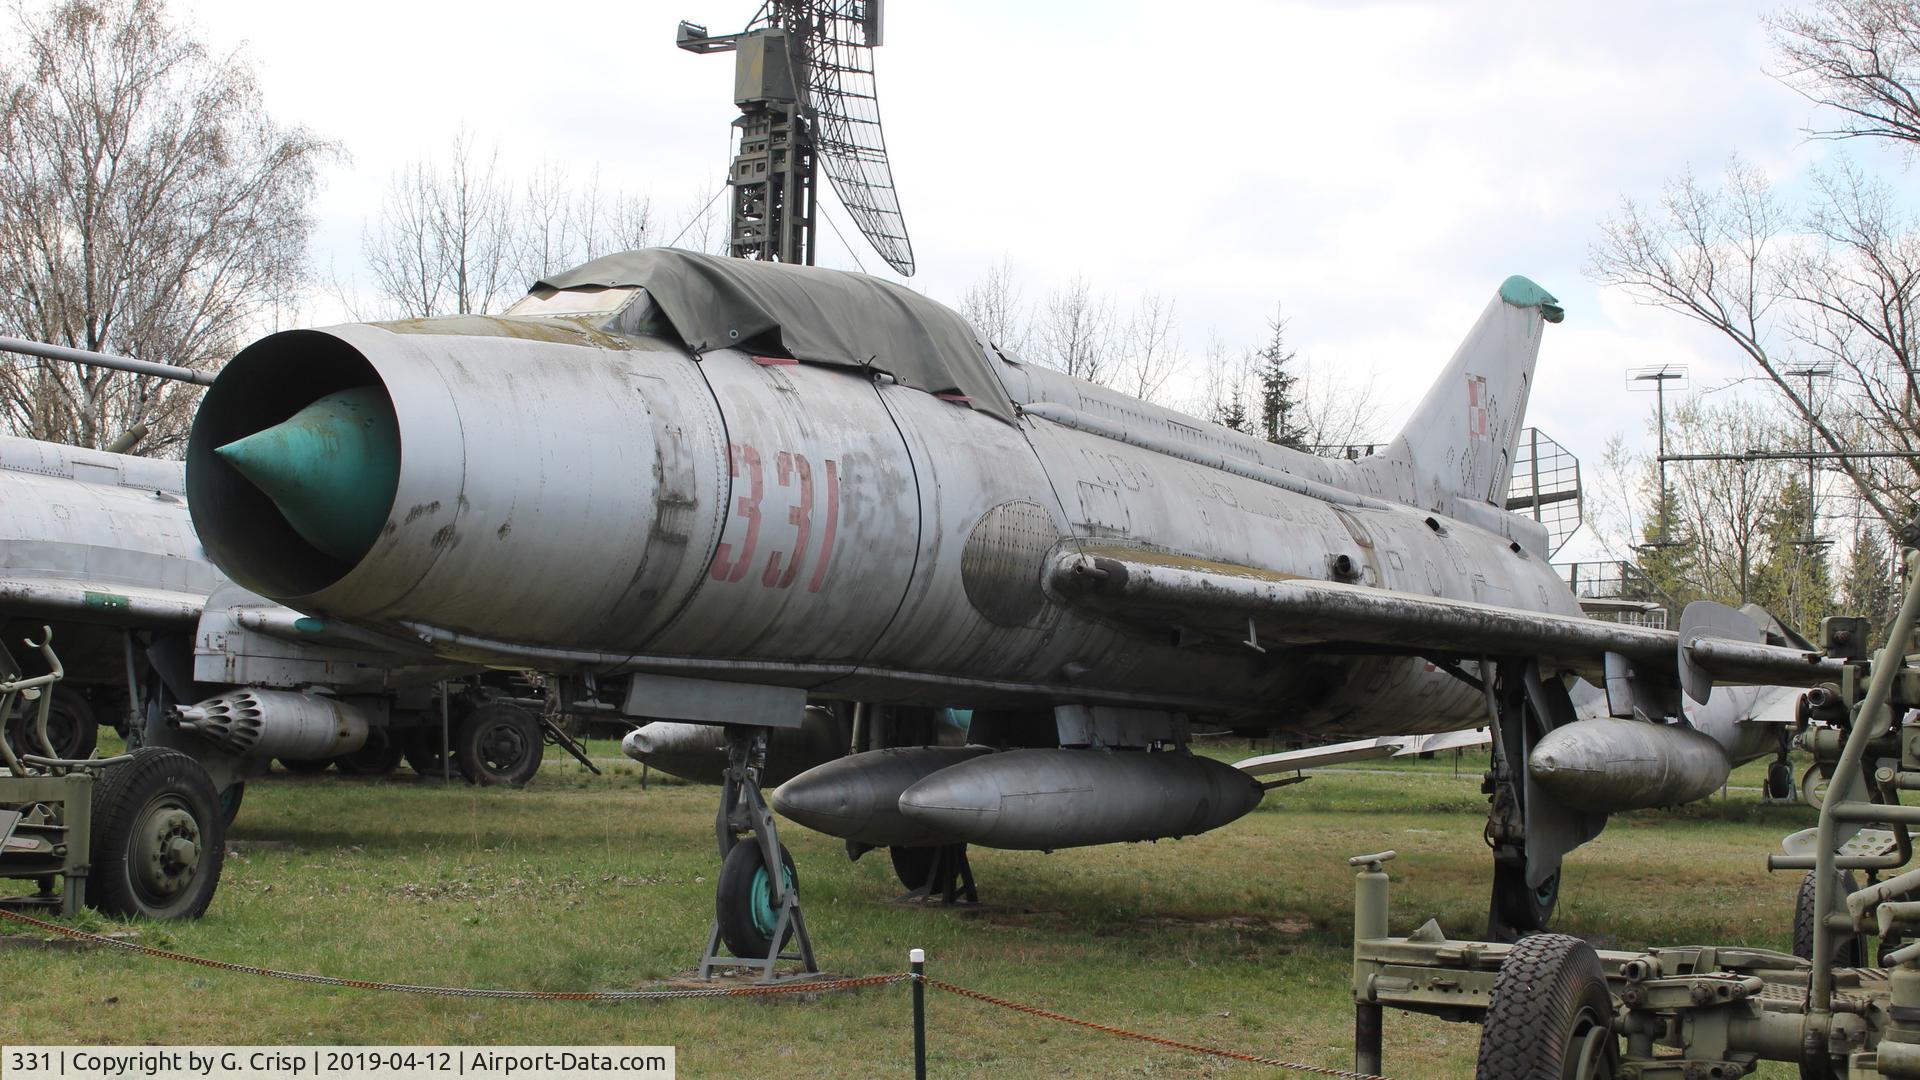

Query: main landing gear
[890,842,977,904]
[1468,657,1604,942]
[700,726,817,981]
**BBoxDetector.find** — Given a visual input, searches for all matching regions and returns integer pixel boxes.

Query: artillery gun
[1348,540,1920,1078]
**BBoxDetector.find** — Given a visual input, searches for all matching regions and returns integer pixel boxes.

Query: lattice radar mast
[677,1,915,276]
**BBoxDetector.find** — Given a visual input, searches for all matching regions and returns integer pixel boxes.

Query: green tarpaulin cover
[539,248,1013,424]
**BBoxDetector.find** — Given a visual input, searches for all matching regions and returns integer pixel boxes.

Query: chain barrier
[920,977,1395,1080]
[0,907,1394,1077]
[0,907,903,1001]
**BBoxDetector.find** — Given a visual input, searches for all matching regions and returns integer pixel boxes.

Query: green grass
[0,748,1817,1078]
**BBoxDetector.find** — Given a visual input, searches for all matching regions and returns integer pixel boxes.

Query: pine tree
[1635,483,1696,619]
[1255,308,1306,449]
[1748,479,1834,636]
[1217,385,1250,435]
[1840,524,1899,639]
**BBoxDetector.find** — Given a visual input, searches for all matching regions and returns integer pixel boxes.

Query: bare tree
[1035,274,1116,384]
[1588,158,1911,531]
[1296,358,1382,451]
[363,142,659,317]
[960,255,1029,354]
[514,159,577,287]
[586,188,656,259]
[512,164,655,281]
[667,179,731,257]
[1770,0,1920,149]
[362,133,518,318]
[1119,292,1180,404]
[0,0,333,452]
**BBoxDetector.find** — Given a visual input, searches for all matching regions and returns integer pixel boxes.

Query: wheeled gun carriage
[0,628,224,920]
[1351,546,1920,1079]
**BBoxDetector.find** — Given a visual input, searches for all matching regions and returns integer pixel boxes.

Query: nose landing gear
[699,726,817,981]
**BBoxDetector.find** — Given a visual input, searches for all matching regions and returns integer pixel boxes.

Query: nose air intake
[214,386,399,562]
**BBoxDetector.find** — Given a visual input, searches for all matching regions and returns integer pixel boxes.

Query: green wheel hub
[749,861,796,937]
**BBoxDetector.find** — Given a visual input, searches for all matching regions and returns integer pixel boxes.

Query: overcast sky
[174,0,1908,554]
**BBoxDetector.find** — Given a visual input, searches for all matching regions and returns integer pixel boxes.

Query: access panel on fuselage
[653,353,919,668]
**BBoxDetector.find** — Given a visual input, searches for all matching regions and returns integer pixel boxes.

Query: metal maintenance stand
[699,725,817,982]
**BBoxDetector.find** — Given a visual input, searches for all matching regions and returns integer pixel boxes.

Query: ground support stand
[699,725,818,982]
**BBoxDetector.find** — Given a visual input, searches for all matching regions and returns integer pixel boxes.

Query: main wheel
[1793,869,1863,966]
[454,704,542,787]
[218,782,245,828]
[1475,933,1617,1079]
[87,747,225,920]
[715,840,798,959]
[1491,859,1558,936]
[6,687,97,760]
[890,845,937,891]
[1766,759,1795,800]
[403,727,457,778]
[334,729,404,777]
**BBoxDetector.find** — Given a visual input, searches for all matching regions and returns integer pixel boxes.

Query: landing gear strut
[700,726,817,981]
[1475,657,1604,941]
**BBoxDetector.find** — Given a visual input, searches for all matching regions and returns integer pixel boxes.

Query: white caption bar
[3,1047,674,1080]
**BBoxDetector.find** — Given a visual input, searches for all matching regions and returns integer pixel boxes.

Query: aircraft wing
[0,574,204,626]
[1048,549,1841,693]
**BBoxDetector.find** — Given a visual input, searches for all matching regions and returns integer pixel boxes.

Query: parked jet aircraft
[180,249,1842,951]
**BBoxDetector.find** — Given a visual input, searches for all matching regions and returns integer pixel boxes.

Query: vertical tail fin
[1388,276,1561,511]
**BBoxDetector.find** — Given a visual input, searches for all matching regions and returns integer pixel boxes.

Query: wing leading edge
[1047,549,1840,698]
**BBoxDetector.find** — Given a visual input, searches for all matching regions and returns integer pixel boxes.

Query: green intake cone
[214,385,400,562]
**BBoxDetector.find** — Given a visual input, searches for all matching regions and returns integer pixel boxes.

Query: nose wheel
[699,726,817,981]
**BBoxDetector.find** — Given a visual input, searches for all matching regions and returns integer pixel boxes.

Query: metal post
[1807,372,1817,538]
[1355,1003,1382,1077]
[439,680,451,783]
[1655,377,1668,543]
[1350,851,1394,1076]
[911,947,926,1080]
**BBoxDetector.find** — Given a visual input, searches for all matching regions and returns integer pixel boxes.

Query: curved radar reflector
[214,385,399,563]
[792,2,915,276]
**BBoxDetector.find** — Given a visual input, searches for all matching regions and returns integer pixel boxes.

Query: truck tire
[454,704,541,787]
[1793,869,1863,966]
[6,687,97,761]
[1475,933,1617,1080]
[88,747,225,920]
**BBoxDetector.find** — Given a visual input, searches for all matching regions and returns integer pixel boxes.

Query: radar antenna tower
[676,1,915,276]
